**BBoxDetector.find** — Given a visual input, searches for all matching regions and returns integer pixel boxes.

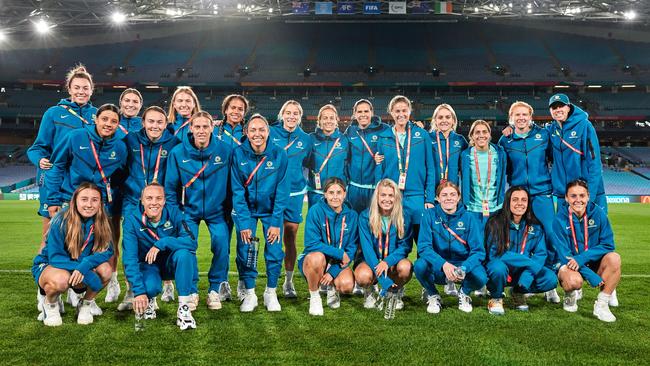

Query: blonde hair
[387,95,412,114]
[189,110,214,126]
[368,179,405,239]
[65,64,94,91]
[60,183,112,260]
[468,119,492,147]
[168,86,201,124]
[221,94,249,122]
[508,101,534,126]
[430,104,458,132]
[277,100,304,124]
[317,104,339,129]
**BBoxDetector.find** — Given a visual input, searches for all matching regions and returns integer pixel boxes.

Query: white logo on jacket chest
[456,221,465,230]
[265,161,275,170]
[109,151,117,160]
[569,131,578,139]
[214,156,223,165]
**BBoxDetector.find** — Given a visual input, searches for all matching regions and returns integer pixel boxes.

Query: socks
[178,295,191,305]
[265,287,277,294]
[310,290,320,298]
[285,271,294,283]
[597,291,612,303]
[110,271,118,282]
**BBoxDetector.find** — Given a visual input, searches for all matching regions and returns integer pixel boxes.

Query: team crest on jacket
[528,226,535,233]
[336,142,342,148]
[570,131,577,138]
[297,141,303,148]
[456,221,465,230]
[372,135,378,141]
[414,131,421,137]
[164,221,171,228]
[161,150,168,157]
[109,151,116,159]
[265,161,274,169]
[588,219,595,226]
[535,134,542,140]
[454,141,460,146]
[214,156,222,164]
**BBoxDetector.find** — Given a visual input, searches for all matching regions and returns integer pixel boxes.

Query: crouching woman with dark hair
[33,182,114,326]
[484,186,558,315]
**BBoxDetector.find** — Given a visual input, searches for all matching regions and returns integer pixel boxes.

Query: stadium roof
[0,0,648,36]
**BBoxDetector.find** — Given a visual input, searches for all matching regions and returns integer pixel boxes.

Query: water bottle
[134,311,144,331]
[454,265,467,281]
[384,291,397,320]
[246,237,260,270]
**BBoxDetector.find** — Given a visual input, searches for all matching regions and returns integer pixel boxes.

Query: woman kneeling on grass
[32,182,114,326]
[552,180,621,322]
[299,177,359,316]
[414,182,487,314]
[357,179,413,311]
[484,186,558,315]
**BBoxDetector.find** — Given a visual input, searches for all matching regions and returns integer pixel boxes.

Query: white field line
[1,269,649,278]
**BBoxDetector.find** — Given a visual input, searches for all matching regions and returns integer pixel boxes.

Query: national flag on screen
[292,2,310,14]
[389,1,407,14]
[315,2,333,14]
[434,1,453,14]
[409,1,430,14]
[338,2,355,14]
[363,2,382,14]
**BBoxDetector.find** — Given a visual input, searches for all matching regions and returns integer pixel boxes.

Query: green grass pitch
[1,201,649,365]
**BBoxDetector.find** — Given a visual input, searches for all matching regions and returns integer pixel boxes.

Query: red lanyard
[88,139,112,203]
[325,215,346,249]
[62,105,91,125]
[442,222,467,246]
[223,128,241,145]
[174,120,191,136]
[284,137,298,151]
[395,126,411,174]
[80,224,95,253]
[436,132,450,181]
[141,213,160,241]
[118,124,129,135]
[317,138,341,174]
[356,130,375,157]
[378,223,391,259]
[508,225,530,254]
[140,144,163,185]
[569,208,589,253]
[473,147,492,202]
[245,156,267,187]
[554,130,583,156]
[181,157,211,205]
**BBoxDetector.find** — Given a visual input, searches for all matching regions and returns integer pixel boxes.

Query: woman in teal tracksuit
[165,111,233,311]
[122,183,197,330]
[461,120,507,228]
[307,104,350,208]
[414,182,487,314]
[376,95,436,243]
[357,178,413,309]
[27,65,97,245]
[552,180,621,322]
[33,182,114,326]
[344,99,389,213]
[547,94,607,213]
[484,186,558,315]
[117,88,143,136]
[231,114,289,313]
[429,103,468,188]
[167,86,201,141]
[270,100,313,298]
[299,178,358,316]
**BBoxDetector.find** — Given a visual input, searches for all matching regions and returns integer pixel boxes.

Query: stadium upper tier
[1,22,649,84]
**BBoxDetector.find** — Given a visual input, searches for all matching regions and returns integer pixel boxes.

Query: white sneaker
[474,286,488,298]
[352,282,364,296]
[43,301,63,326]
[263,288,282,312]
[326,286,340,309]
[240,290,258,312]
[161,282,175,302]
[143,298,157,319]
[575,288,583,301]
[593,299,616,322]
[544,289,561,304]
[426,294,442,314]
[177,304,197,330]
[609,289,619,307]
[67,288,82,308]
[237,280,246,301]
[458,291,473,313]
[218,282,233,301]
[104,277,121,303]
[188,293,199,311]
[87,299,103,316]
[152,297,159,310]
[207,290,222,310]
[444,279,458,296]
[283,281,298,299]
[117,289,134,311]
[488,298,505,315]
[77,300,94,325]
[563,290,578,312]
[309,294,324,316]
[363,287,377,309]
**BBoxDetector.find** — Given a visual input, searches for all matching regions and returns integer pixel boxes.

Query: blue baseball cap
[549,93,570,107]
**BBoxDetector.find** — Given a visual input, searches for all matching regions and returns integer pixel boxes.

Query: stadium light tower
[111,11,127,24]
[623,10,637,20]
[0,30,6,42]
[34,19,51,35]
